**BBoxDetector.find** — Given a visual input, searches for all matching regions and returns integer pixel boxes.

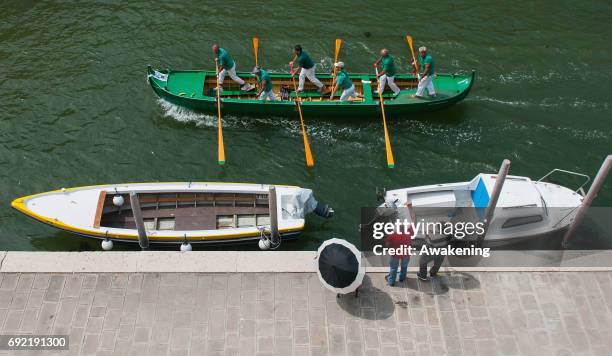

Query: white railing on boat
[538,169,590,195]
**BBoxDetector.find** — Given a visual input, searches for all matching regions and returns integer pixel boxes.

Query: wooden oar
[406,35,420,87]
[252,37,260,93]
[290,63,314,167]
[252,37,259,67]
[330,38,342,99]
[214,59,225,165]
[375,67,395,168]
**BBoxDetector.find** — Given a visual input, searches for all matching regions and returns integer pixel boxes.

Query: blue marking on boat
[471,177,490,220]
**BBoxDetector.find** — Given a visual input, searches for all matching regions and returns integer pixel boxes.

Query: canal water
[1,1,611,251]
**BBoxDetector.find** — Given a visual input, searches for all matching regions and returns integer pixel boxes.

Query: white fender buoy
[180,241,192,252]
[101,238,113,251]
[112,195,124,207]
[258,238,271,250]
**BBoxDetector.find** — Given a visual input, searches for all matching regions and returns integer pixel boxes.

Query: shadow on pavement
[336,275,395,320]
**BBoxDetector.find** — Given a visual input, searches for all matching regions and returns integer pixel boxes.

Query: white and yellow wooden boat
[12,182,333,246]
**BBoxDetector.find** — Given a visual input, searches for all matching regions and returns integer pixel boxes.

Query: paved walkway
[0,271,610,355]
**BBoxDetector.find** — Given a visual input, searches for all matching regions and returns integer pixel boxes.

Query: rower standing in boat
[289,45,325,94]
[252,66,276,102]
[412,46,437,98]
[373,49,401,97]
[212,44,254,92]
[329,62,359,102]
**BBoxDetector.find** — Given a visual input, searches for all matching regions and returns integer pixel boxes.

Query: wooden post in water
[562,155,612,248]
[129,192,149,250]
[478,159,511,246]
[268,186,280,246]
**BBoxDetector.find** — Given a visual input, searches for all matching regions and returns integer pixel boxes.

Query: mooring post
[562,155,612,248]
[268,186,280,246]
[478,159,511,245]
[129,192,150,250]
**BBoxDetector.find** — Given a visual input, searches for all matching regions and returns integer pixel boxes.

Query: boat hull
[147,66,475,118]
[12,182,311,245]
[379,174,583,247]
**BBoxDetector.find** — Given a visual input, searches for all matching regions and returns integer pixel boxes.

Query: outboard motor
[376,187,386,202]
[374,198,398,219]
[288,188,334,219]
[313,201,334,219]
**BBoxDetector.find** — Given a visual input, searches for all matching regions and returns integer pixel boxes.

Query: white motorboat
[379,168,588,246]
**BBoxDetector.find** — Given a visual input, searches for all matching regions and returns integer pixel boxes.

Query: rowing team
[212,43,436,102]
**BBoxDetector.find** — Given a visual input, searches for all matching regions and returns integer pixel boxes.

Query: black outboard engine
[313,201,334,219]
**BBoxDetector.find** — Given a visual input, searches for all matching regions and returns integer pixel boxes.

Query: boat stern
[278,187,333,224]
[458,70,476,95]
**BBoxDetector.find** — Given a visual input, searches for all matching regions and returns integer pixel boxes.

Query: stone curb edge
[0,251,611,273]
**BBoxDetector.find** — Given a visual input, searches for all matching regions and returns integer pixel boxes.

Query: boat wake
[158,99,218,128]
[249,118,367,145]
[470,96,530,108]
[470,96,610,111]
[158,99,369,144]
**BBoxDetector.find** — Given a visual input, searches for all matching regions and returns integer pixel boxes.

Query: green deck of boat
[166,71,206,98]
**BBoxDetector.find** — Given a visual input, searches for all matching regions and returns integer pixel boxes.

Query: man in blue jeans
[417,234,451,281]
[385,228,413,286]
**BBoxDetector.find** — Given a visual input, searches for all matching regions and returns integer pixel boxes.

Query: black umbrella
[316,238,364,294]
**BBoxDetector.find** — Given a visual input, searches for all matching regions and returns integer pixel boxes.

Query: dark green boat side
[147,65,475,118]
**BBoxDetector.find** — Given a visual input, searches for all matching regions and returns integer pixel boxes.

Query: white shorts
[218,63,245,86]
[298,65,323,90]
[258,90,276,101]
[378,74,401,95]
[339,85,357,101]
[416,75,436,97]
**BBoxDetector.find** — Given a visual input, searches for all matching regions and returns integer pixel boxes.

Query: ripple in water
[158,99,217,128]
[157,99,370,145]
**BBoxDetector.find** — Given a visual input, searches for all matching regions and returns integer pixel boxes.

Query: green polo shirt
[336,70,353,90]
[381,55,396,77]
[217,48,235,69]
[258,69,273,92]
[419,54,435,76]
[296,50,315,69]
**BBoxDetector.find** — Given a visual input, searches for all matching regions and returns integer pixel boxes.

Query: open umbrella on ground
[316,238,365,296]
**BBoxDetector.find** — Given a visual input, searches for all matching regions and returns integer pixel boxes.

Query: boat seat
[93,191,107,228]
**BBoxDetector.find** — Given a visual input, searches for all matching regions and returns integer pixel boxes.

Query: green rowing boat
[147,65,475,118]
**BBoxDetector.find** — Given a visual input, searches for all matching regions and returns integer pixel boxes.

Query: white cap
[334,61,344,68]
[418,46,427,52]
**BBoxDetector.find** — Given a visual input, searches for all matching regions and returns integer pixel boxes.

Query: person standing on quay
[385,227,413,286]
